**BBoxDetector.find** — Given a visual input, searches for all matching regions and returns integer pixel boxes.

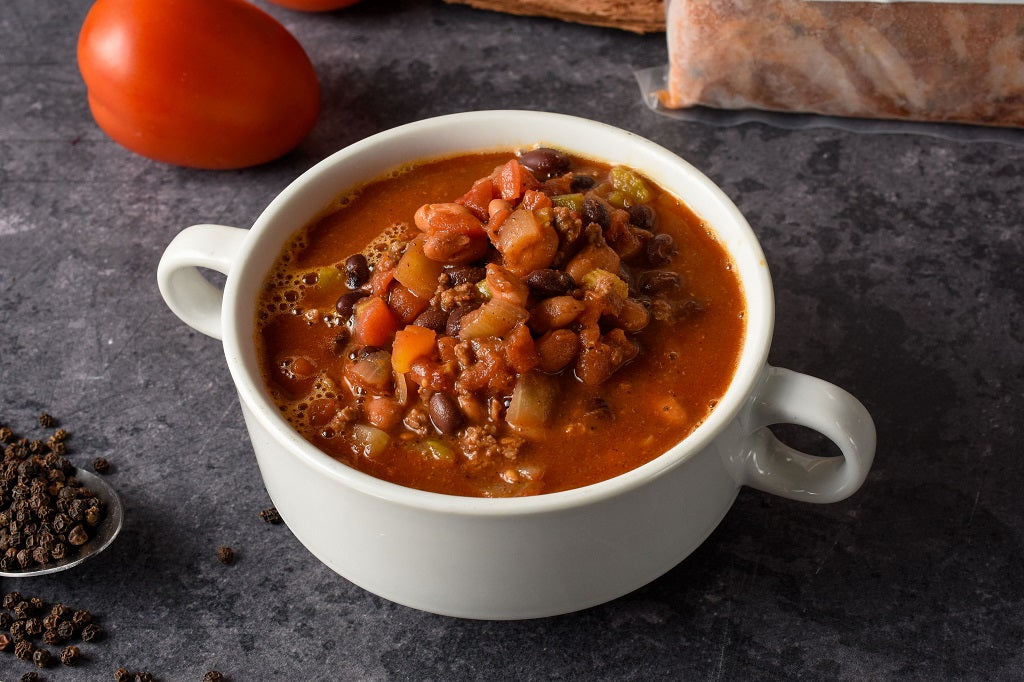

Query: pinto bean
[535,329,579,373]
[414,202,484,236]
[529,296,586,334]
[423,231,489,265]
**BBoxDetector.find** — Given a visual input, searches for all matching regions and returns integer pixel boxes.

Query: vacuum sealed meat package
[658,0,1024,128]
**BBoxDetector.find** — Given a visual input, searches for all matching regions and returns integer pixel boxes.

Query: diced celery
[476,279,492,299]
[609,167,652,206]
[581,268,629,300]
[552,193,584,213]
[420,438,455,462]
[313,264,347,291]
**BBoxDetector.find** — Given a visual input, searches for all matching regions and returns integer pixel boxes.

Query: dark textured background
[2,0,1023,679]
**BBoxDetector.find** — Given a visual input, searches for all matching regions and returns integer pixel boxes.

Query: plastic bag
[640,0,1024,139]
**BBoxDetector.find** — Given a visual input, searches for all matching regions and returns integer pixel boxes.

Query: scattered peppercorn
[0,631,12,650]
[136,672,156,682]
[259,507,282,524]
[81,622,103,642]
[115,667,132,682]
[20,672,40,682]
[3,592,22,609]
[204,672,225,682]
[216,546,235,565]
[93,456,111,473]
[72,608,92,626]
[61,643,81,665]
[38,413,55,428]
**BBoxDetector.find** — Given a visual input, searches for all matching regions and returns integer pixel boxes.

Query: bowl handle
[157,224,248,340]
[733,366,876,503]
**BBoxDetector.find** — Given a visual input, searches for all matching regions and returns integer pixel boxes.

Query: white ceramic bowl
[158,110,875,619]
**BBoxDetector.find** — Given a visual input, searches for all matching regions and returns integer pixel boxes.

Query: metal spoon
[0,469,124,578]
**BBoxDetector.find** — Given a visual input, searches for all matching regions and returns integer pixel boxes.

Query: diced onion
[350,424,391,460]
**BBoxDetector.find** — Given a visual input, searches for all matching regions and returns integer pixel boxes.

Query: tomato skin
[77,0,320,170]
[264,0,363,10]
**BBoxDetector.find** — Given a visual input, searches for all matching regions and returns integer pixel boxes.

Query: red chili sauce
[255,148,745,497]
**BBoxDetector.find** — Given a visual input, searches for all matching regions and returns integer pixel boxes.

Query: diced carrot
[521,189,552,211]
[456,177,494,222]
[498,159,523,203]
[353,296,398,347]
[392,326,437,373]
[388,282,429,324]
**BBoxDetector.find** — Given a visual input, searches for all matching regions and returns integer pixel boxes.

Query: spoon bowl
[0,469,124,578]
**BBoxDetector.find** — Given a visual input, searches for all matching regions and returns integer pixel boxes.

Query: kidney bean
[429,392,464,435]
[581,198,610,231]
[344,253,370,288]
[446,304,474,337]
[644,233,677,267]
[518,147,570,179]
[627,204,657,231]
[638,270,681,295]
[335,290,368,318]
[525,269,575,298]
[413,307,448,332]
[447,266,486,287]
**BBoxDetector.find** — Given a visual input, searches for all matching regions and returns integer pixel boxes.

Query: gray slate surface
[2,0,1023,679]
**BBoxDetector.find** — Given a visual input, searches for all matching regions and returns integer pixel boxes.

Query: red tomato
[77,0,320,170]
[264,0,363,10]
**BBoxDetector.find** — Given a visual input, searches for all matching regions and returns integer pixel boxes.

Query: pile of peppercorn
[0,414,106,571]
[0,590,100,670]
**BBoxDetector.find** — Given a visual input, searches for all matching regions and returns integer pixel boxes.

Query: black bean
[447,266,486,287]
[446,305,474,337]
[518,147,570,180]
[525,269,575,297]
[570,175,596,193]
[428,393,464,435]
[638,270,681,295]
[344,254,370,289]
[628,204,657,231]
[335,290,368,318]
[581,198,610,231]
[644,233,677,267]
[412,307,448,332]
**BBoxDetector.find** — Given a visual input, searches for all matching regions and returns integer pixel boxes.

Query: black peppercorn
[56,619,75,640]
[0,632,12,651]
[25,616,43,636]
[0,611,12,628]
[204,672,225,682]
[259,507,282,524]
[72,608,92,626]
[136,672,155,682]
[114,668,132,682]
[50,602,68,618]
[81,623,102,642]
[33,647,52,668]
[15,638,34,659]
[44,628,62,645]
[13,600,31,618]
[93,457,110,473]
[216,546,235,565]
[20,672,40,682]
[61,644,81,665]
[38,413,54,428]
